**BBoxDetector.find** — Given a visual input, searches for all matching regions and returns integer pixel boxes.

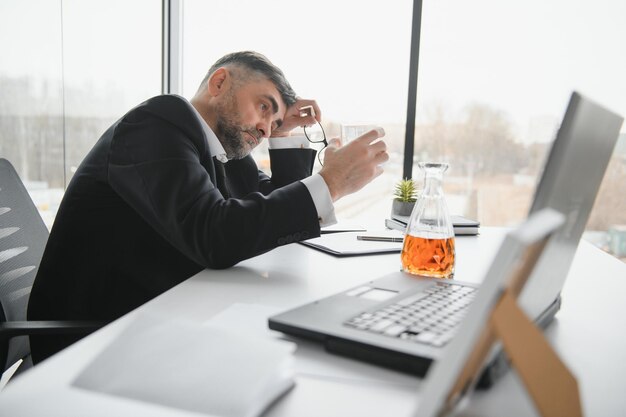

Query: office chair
[0,158,103,380]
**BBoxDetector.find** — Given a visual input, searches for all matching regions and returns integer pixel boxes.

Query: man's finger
[298,115,317,127]
[374,150,390,164]
[310,102,322,122]
[369,139,387,154]
[328,138,342,148]
[354,127,385,144]
[297,101,322,122]
[298,105,315,117]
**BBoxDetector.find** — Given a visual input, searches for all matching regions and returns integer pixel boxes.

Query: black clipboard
[299,231,403,257]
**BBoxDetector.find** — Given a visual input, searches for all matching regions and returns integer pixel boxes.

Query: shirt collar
[188,99,229,163]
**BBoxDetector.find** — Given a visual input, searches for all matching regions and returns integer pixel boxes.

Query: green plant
[393,178,419,202]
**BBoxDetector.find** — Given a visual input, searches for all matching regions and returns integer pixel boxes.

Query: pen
[357,235,404,243]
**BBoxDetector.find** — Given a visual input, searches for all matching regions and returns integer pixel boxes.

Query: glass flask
[401,162,456,278]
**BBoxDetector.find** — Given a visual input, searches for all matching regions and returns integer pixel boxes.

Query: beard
[214,91,261,160]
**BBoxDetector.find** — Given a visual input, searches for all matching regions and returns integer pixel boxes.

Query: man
[28,51,388,363]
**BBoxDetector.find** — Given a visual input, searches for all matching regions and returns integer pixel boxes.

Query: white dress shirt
[188,102,336,227]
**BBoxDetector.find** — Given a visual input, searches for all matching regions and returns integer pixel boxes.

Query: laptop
[268,92,624,386]
[417,208,566,417]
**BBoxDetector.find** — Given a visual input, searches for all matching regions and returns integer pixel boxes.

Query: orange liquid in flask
[401,235,455,278]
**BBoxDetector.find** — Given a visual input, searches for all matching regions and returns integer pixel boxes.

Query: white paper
[205,303,419,388]
[73,312,296,417]
[205,303,283,340]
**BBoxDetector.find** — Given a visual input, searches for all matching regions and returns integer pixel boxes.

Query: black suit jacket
[28,95,320,362]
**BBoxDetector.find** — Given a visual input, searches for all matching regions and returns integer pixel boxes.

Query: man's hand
[319,128,389,201]
[271,98,321,138]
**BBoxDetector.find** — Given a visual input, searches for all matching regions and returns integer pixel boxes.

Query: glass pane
[0,0,64,227]
[0,0,162,229]
[417,0,626,260]
[62,0,162,182]
[182,0,413,225]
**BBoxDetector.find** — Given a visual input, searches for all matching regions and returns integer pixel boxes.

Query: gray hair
[199,51,297,107]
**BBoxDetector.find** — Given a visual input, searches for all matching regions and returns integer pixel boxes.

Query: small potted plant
[392,178,419,216]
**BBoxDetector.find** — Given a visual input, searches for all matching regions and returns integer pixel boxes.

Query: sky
[1,0,625,142]
[0,0,161,116]
[416,0,626,140]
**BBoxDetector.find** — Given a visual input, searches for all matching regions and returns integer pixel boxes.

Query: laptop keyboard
[343,282,476,348]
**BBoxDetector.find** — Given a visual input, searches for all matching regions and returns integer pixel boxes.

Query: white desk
[1,228,625,416]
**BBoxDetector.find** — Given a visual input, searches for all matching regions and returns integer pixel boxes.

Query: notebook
[386,214,480,236]
[74,313,295,417]
[269,92,623,386]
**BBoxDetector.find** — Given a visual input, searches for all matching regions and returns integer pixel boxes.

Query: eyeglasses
[303,120,328,166]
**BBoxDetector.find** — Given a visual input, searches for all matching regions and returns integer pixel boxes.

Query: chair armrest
[0,321,106,340]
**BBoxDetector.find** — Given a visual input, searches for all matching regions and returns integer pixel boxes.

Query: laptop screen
[520,92,623,318]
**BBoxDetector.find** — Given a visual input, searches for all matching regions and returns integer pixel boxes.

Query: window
[416,0,626,259]
[11,1,618,259]
[61,0,162,180]
[0,0,162,228]
[0,0,64,227]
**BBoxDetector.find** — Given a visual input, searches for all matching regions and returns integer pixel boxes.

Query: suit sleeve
[107,110,321,269]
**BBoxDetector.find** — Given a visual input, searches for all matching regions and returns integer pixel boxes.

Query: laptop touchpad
[358,288,398,301]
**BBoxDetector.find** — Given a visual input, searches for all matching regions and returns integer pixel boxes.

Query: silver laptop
[269,92,623,386]
[416,207,565,417]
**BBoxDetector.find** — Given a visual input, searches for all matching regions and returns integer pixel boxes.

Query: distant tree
[414,103,450,162]
[452,103,527,176]
[524,142,550,176]
[416,102,529,177]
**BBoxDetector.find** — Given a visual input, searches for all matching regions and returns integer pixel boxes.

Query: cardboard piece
[444,236,583,417]
[492,292,583,417]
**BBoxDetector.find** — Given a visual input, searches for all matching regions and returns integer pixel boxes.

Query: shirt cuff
[301,174,337,227]
[268,135,309,150]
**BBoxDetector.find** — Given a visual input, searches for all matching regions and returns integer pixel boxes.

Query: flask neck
[422,173,444,196]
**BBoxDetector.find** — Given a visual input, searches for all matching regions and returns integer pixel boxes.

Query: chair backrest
[0,158,49,372]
